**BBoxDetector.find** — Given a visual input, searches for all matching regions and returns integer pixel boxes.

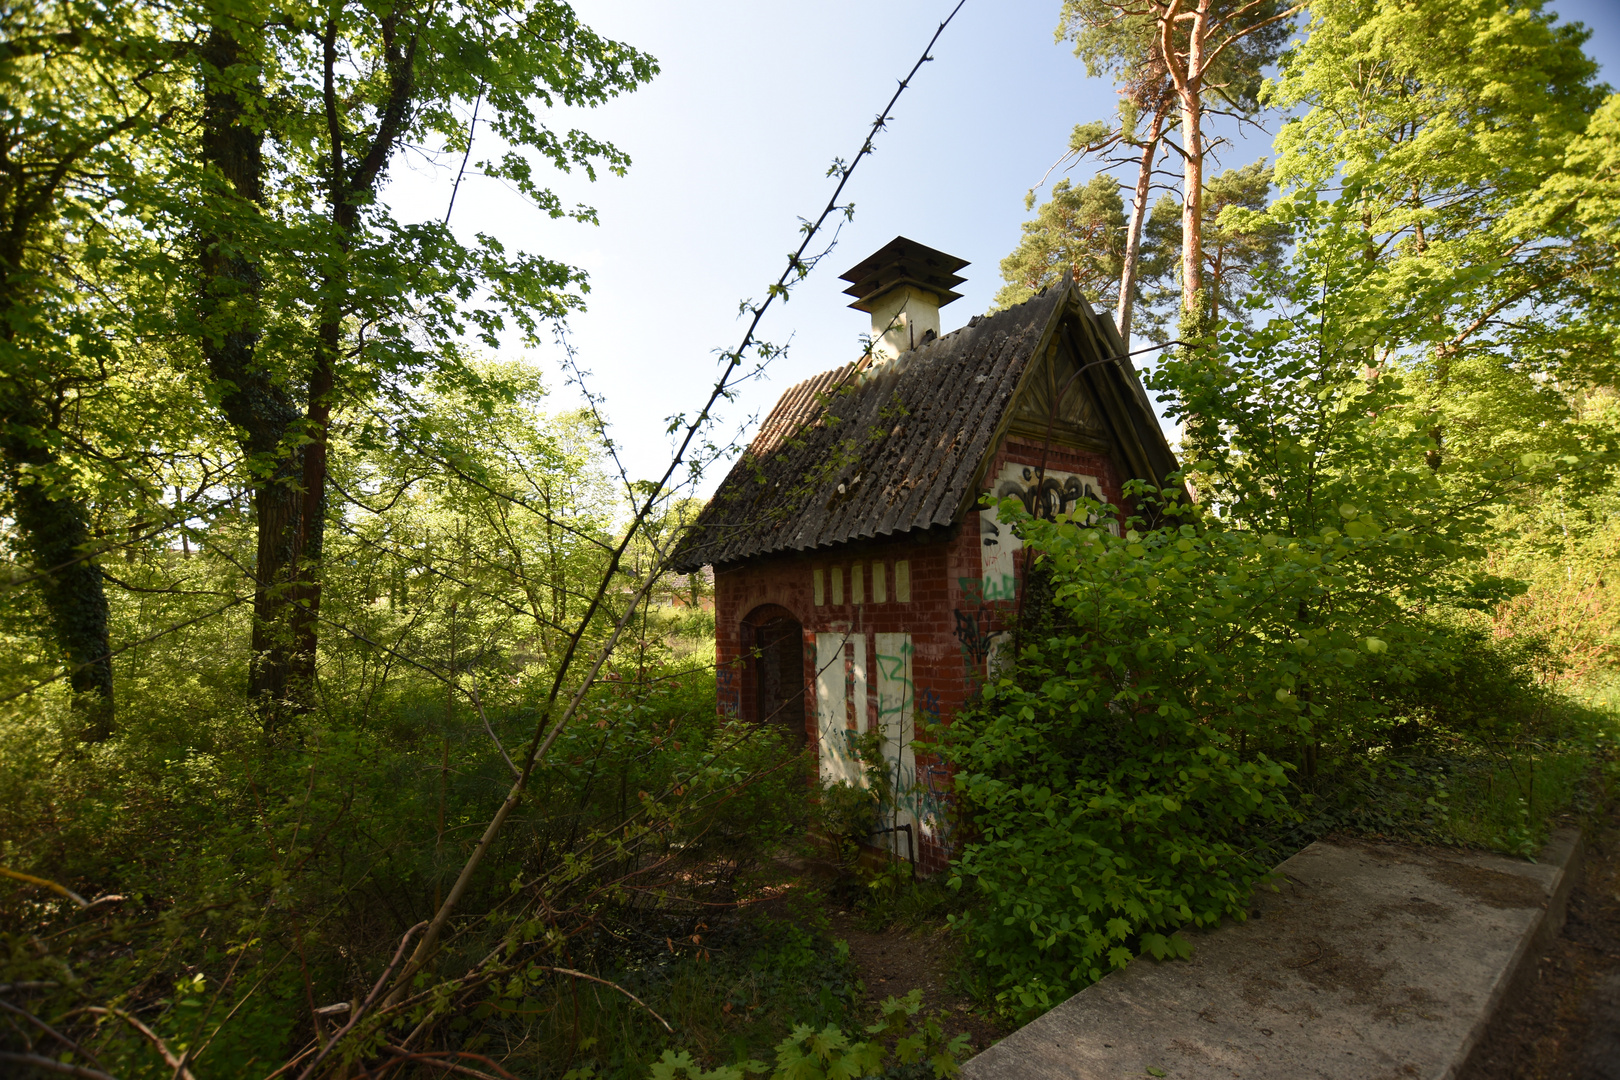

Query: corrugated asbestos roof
[670,280,1172,571]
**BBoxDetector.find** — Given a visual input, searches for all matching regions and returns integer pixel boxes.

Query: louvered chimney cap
[839,236,969,312]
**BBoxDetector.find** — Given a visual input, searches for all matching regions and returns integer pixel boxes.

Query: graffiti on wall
[874,633,915,856]
[813,634,954,858]
[953,607,993,664]
[980,462,1108,600]
[906,690,952,850]
[874,632,956,854]
[954,576,1012,682]
[717,665,740,718]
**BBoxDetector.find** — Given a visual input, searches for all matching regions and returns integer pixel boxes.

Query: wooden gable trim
[956,283,1176,524]
[1066,307,1155,484]
[955,286,1070,516]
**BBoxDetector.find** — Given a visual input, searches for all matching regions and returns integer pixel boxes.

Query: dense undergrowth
[0,603,826,1079]
[933,487,1620,1022]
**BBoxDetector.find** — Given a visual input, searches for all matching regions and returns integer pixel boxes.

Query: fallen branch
[295,921,428,1080]
[539,966,673,1033]
[0,999,108,1073]
[0,867,88,907]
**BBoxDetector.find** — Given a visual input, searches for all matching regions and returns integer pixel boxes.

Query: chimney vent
[839,237,968,362]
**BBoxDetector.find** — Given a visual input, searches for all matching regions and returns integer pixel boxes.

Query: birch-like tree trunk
[1116,105,1170,350]
[1164,0,1209,315]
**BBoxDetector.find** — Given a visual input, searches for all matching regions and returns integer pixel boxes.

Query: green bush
[939,474,1620,1020]
[939,488,1422,1015]
[0,650,812,1077]
[649,989,969,1080]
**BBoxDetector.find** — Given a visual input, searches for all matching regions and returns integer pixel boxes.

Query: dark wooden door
[754,617,805,744]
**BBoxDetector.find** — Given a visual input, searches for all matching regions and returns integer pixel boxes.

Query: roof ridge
[672,279,1177,572]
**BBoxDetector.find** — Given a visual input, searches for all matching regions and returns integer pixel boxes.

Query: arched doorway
[744,606,805,745]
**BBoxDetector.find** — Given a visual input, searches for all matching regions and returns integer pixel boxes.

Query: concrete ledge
[961,829,1584,1080]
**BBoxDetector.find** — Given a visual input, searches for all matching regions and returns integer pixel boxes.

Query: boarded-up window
[876,632,919,856]
[814,632,867,785]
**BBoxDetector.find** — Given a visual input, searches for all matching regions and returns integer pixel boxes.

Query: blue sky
[383,0,1620,497]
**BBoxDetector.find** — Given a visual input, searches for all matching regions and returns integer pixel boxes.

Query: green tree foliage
[0,1,188,736]
[994,175,1126,310]
[1264,0,1615,405]
[177,0,657,720]
[1255,0,1620,678]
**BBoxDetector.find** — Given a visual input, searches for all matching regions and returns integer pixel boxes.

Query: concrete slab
[961,830,1583,1080]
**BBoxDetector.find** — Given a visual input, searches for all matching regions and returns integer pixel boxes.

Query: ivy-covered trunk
[198,20,312,722]
[0,208,114,740]
[0,412,114,740]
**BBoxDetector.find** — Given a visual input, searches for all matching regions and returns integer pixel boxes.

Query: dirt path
[826,910,1009,1055]
[1461,802,1620,1080]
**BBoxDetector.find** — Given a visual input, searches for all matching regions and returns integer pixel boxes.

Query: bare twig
[369,1047,519,1080]
[74,1007,195,1080]
[0,1052,120,1079]
[260,1040,320,1080]
[0,1000,106,1071]
[537,966,673,1033]
[444,82,485,225]
[0,981,60,995]
[466,668,520,779]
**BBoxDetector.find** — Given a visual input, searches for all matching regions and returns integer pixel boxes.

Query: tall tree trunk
[281,7,420,693]
[1116,106,1169,352]
[198,21,308,722]
[0,251,115,737]
[287,328,336,689]
[0,420,114,740]
[1176,1,1208,316]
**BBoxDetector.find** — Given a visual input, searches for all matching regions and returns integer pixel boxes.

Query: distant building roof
[670,277,1176,572]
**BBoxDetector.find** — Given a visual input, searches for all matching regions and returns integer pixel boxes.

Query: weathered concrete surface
[962,830,1583,1080]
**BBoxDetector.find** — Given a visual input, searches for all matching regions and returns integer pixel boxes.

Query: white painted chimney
[839,237,969,363]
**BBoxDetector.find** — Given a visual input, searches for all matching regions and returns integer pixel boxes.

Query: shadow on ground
[1461,802,1620,1080]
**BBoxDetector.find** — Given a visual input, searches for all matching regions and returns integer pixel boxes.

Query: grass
[1435,749,1603,855]
[1278,731,1617,868]
[403,890,867,1080]
[849,872,967,936]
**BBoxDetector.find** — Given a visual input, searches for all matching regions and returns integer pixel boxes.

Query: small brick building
[671,238,1177,874]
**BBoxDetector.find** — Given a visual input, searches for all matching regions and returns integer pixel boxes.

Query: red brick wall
[710,433,1128,876]
[986,436,1126,514]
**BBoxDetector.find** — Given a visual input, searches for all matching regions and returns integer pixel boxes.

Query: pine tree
[993,174,1127,310]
